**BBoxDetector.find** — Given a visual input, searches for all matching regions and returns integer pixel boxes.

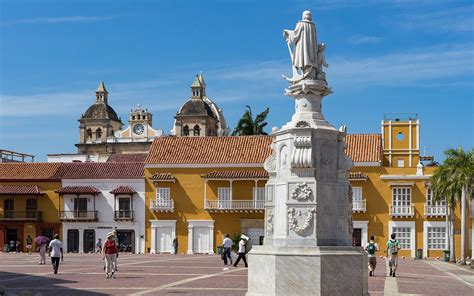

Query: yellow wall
[352,166,471,259]
[145,167,265,254]
[0,181,62,252]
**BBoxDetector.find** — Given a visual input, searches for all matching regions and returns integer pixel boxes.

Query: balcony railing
[114,210,134,221]
[150,199,174,212]
[59,211,98,221]
[0,211,43,221]
[205,200,264,212]
[425,203,447,217]
[352,200,366,212]
[389,205,414,217]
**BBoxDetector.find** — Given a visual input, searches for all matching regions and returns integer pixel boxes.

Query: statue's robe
[286,20,318,69]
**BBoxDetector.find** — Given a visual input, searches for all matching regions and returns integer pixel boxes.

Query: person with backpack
[386,233,401,277]
[364,235,379,276]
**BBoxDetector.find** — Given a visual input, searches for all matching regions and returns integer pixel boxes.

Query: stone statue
[316,43,328,81]
[283,10,318,83]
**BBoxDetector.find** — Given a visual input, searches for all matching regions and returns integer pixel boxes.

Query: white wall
[61,179,146,254]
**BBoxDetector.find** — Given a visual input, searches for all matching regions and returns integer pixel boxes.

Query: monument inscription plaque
[247,10,369,296]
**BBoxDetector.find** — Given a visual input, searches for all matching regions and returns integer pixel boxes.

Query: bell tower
[96,81,108,104]
[381,113,420,168]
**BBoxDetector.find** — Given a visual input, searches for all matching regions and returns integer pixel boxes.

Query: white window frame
[156,187,171,207]
[397,159,405,168]
[389,221,416,258]
[253,187,265,208]
[423,221,448,257]
[217,187,231,209]
[392,187,412,216]
[426,187,446,207]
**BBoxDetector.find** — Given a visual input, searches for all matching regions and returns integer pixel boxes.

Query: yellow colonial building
[144,116,471,259]
[0,163,63,252]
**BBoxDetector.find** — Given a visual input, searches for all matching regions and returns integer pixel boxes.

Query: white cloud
[348,35,382,45]
[1,43,472,118]
[397,6,474,32]
[7,15,117,25]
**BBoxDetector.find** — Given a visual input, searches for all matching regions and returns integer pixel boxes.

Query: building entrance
[117,230,134,253]
[67,229,79,253]
[83,230,95,253]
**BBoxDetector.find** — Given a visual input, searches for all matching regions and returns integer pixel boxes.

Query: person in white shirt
[233,235,248,268]
[364,235,379,277]
[48,234,63,274]
[222,235,233,265]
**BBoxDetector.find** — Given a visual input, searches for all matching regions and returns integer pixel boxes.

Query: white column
[150,225,156,254]
[187,225,194,254]
[409,120,412,167]
[78,228,84,253]
[204,179,207,209]
[209,224,215,254]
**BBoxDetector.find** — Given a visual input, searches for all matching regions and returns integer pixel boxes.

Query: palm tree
[232,105,269,136]
[443,148,474,264]
[431,148,474,263]
[431,164,459,262]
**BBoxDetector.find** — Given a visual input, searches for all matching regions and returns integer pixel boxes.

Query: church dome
[178,99,216,118]
[83,103,121,122]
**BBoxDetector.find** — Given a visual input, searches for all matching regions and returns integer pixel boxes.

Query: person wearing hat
[102,232,119,278]
[233,234,248,268]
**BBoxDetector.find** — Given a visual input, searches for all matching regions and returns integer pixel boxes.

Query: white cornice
[353,162,381,167]
[145,163,263,168]
[380,175,432,180]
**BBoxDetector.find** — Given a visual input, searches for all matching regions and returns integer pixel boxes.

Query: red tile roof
[56,186,101,194]
[110,186,136,194]
[349,172,368,181]
[0,185,42,195]
[202,170,269,180]
[146,136,273,165]
[0,163,63,181]
[57,162,144,179]
[107,153,147,163]
[149,173,175,181]
[345,134,382,163]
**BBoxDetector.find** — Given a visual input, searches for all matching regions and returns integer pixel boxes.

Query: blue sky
[0,0,473,162]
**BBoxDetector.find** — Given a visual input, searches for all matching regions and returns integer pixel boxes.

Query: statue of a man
[283,11,318,82]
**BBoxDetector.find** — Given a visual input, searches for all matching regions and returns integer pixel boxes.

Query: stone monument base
[247,246,369,296]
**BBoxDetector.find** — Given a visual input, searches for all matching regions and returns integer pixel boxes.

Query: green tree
[431,148,474,263]
[231,105,269,136]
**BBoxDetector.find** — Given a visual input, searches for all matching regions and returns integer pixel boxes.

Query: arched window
[182,125,189,136]
[86,128,92,140]
[96,128,102,139]
[193,125,201,136]
[26,198,37,218]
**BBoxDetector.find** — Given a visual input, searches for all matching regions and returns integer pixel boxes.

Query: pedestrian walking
[233,235,248,268]
[15,239,21,253]
[386,233,401,277]
[172,236,178,255]
[112,229,119,271]
[26,235,33,255]
[364,235,379,276]
[39,242,47,264]
[96,238,102,253]
[222,234,233,265]
[48,234,63,274]
[102,232,119,279]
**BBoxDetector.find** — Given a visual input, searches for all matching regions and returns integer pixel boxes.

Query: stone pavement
[0,253,472,295]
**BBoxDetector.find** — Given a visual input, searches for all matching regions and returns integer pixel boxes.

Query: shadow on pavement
[0,271,107,296]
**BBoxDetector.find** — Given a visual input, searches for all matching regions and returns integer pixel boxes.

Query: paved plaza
[0,253,472,295]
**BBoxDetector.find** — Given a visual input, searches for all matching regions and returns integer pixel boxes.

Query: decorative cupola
[191,75,204,99]
[96,81,108,104]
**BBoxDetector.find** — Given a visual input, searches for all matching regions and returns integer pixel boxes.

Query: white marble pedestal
[247,246,369,296]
